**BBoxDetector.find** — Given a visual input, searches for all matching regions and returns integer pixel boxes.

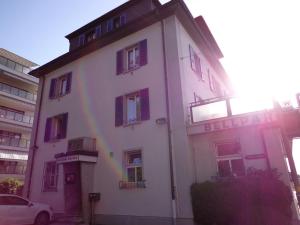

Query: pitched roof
[30,0,227,84]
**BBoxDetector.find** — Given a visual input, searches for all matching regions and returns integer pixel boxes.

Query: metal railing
[0,165,26,175]
[0,136,30,149]
[0,108,33,124]
[0,82,37,102]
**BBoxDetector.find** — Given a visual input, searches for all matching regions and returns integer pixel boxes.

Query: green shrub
[191,170,293,225]
[0,178,24,195]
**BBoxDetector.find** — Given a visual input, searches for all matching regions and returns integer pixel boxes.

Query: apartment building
[23,0,299,224]
[0,48,38,182]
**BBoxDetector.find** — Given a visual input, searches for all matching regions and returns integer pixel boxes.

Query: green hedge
[191,170,293,225]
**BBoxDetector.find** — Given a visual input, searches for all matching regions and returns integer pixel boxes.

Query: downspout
[26,76,45,198]
[161,19,177,222]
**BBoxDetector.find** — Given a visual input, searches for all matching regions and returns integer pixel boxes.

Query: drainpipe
[161,19,177,222]
[26,76,45,198]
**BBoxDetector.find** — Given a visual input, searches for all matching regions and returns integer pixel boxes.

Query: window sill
[49,92,70,100]
[119,180,146,189]
[122,65,141,75]
[42,187,57,192]
[123,120,141,127]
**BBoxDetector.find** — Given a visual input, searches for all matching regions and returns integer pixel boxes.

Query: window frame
[49,72,72,99]
[125,91,141,124]
[215,141,245,177]
[43,161,58,192]
[126,44,140,71]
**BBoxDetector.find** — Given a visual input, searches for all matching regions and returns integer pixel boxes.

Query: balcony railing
[190,97,274,124]
[0,82,37,102]
[0,136,30,149]
[0,108,33,124]
[0,165,26,175]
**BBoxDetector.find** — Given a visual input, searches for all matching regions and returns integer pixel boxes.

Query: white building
[23,0,299,224]
[0,48,38,182]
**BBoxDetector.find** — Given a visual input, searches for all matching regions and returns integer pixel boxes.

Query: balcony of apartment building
[0,160,27,181]
[0,106,33,131]
[0,133,30,152]
[0,54,38,110]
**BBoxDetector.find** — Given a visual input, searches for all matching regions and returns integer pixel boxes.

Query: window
[43,161,58,191]
[44,113,68,142]
[0,196,28,205]
[126,92,141,123]
[115,88,150,126]
[116,39,147,75]
[49,72,72,99]
[216,141,245,177]
[107,14,126,32]
[189,45,202,78]
[120,150,145,189]
[85,30,96,43]
[127,45,140,70]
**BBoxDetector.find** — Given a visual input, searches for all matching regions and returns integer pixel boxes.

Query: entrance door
[64,162,82,215]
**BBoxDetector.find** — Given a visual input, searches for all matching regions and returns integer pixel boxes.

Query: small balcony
[0,82,37,102]
[0,165,26,175]
[0,108,33,125]
[0,136,30,149]
[188,96,300,137]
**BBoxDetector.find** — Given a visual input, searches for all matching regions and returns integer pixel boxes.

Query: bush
[191,170,293,225]
[0,178,24,195]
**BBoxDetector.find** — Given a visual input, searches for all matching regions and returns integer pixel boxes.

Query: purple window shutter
[49,78,57,99]
[115,96,123,127]
[61,113,68,139]
[139,39,148,66]
[140,88,150,121]
[66,72,72,93]
[44,118,52,142]
[116,50,124,75]
[120,14,127,26]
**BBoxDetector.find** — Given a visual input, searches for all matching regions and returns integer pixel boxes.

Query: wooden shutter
[139,39,148,66]
[120,14,127,26]
[44,118,52,142]
[66,72,72,93]
[49,79,57,99]
[60,113,68,139]
[107,19,113,32]
[115,96,123,127]
[116,50,124,75]
[140,88,150,121]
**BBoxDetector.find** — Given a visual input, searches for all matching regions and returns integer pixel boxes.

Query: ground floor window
[216,141,245,177]
[120,150,145,189]
[43,161,58,191]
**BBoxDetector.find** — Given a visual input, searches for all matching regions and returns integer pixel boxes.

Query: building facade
[0,48,38,182]
[23,0,299,224]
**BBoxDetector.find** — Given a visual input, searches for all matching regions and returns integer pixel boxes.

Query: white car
[0,194,53,225]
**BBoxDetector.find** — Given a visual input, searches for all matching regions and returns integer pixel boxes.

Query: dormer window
[85,30,96,43]
[113,17,121,29]
[107,14,127,32]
